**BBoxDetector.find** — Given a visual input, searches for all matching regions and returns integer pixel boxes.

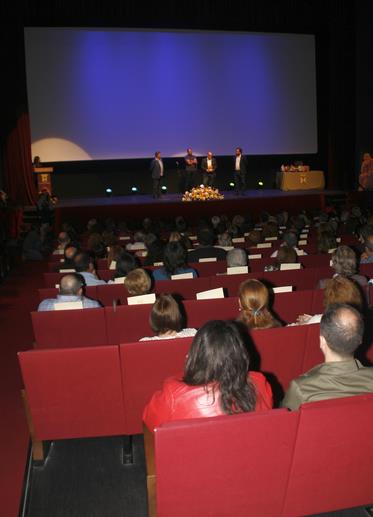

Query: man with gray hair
[226,248,248,268]
[38,273,101,311]
[282,303,373,410]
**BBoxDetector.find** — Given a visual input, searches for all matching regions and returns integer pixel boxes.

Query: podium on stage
[33,167,54,194]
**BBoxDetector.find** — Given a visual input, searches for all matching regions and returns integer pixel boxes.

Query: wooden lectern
[33,167,54,194]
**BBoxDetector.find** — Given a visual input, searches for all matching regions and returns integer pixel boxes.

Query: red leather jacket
[143,371,273,431]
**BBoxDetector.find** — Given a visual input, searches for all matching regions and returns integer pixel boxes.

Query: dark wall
[0,0,356,196]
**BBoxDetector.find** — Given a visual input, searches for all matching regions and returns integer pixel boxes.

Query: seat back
[119,338,193,434]
[283,394,373,515]
[18,346,125,440]
[105,305,153,343]
[31,308,108,348]
[155,410,299,517]
[153,277,211,299]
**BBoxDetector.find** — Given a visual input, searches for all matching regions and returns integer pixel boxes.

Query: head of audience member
[247,230,262,246]
[63,245,79,267]
[227,248,248,268]
[149,294,185,337]
[183,320,256,414]
[262,221,278,239]
[238,279,279,330]
[86,218,97,232]
[363,234,373,259]
[175,216,187,233]
[169,232,182,243]
[232,215,245,234]
[59,273,84,297]
[211,215,220,229]
[87,232,106,258]
[133,231,146,244]
[323,276,363,312]
[331,246,358,277]
[320,304,364,361]
[197,226,215,247]
[358,224,373,244]
[107,245,125,267]
[218,231,233,247]
[74,252,95,274]
[102,230,116,247]
[57,231,70,248]
[145,237,165,265]
[123,268,151,296]
[114,252,139,278]
[163,241,189,274]
[142,218,153,234]
[283,231,298,249]
[317,230,337,254]
[276,245,297,265]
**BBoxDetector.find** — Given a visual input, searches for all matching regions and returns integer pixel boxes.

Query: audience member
[187,226,227,262]
[153,241,197,280]
[140,294,196,341]
[226,248,248,268]
[38,273,101,311]
[283,304,373,410]
[270,231,305,258]
[74,252,106,286]
[56,231,71,251]
[265,245,297,271]
[123,268,152,296]
[318,246,367,289]
[360,233,373,264]
[109,252,139,281]
[238,279,282,330]
[143,320,273,431]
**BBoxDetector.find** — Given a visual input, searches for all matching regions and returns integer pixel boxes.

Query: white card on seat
[298,240,307,245]
[328,248,337,254]
[54,301,83,311]
[199,257,217,262]
[232,237,245,243]
[297,249,305,256]
[119,236,131,241]
[227,266,249,275]
[127,293,156,305]
[130,243,146,250]
[330,259,333,266]
[109,260,117,270]
[171,272,194,279]
[220,246,234,251]
[248,254,262,259]
[52,249,64,255]
[59,268,75,273]
[136,251,148,257]
[153,262,164,266]
[279,226,287,230]
[189,236,197,241]
[265,237,278,241]
[273,286,293,293]
[300,234,308,239]
[336,237,341,243]
[60,258,64,262]
[55,284,60,288]
[280,263,302,270]
[257,243,272,248]
[114,276,126,283]
[196,288,225,300]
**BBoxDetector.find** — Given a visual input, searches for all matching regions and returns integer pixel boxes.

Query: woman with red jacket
[143,320,273,431]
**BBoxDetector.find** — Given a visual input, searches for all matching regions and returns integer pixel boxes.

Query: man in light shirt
[73,252,106,286]
[233,147,248,196]
[38,273,101,311]
[150,151,164,199]
[201,151,217,187]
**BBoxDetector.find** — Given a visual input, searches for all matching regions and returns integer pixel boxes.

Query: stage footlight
[258,181,264,188]
[229,181,235,190]
[105,187,112,197]
[131,186,138,193]
[161,185,167,192]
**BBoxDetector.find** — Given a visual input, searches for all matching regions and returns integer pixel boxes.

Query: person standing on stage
[183,148,198,192]
[233,147,248,196]
[150,151,164,199]
[201,151,217,187]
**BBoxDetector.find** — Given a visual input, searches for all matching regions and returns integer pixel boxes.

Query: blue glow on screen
[24,28,317,161]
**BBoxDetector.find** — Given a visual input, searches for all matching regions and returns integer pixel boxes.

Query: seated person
[283,304,373,410]
[296,276,363,325]
[317,245,367,289]
[108,252,139,282]
[187,226,227,262]
[317,230,337,254]
[270,231,306,257]
[140,294,196,340]
[264,245,298,272]
[38,273,101,311]
[238,279,282,330]
[56,231,71,251]
[143,320,273,431]
[360,232,373,264]
[74,251,106,286]
[226,248,248,268]
[58,245,79,270]
[123,268,152,296]
[153,241,197,281]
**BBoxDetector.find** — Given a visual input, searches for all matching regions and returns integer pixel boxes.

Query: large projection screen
[24,28,318,162]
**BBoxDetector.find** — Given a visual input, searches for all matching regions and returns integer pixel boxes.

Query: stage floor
[54,189,349,228]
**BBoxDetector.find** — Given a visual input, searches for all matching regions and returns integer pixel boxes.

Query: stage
[54,189,355,228]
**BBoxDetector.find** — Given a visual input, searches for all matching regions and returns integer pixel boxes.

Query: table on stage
[279,170,325,191]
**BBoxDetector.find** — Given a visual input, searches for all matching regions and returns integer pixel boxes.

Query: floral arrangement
[182,185,224,202]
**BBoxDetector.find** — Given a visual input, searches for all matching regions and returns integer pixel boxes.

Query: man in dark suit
[150,151,164,199]
[201,151,217,187]
[233,147,248,196]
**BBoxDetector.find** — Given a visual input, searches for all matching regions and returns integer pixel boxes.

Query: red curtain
[3,113,37,206]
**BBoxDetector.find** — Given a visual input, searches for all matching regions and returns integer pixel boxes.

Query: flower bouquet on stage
[182,184,224,202]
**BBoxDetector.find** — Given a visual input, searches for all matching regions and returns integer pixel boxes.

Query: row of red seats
[31,289,325,347]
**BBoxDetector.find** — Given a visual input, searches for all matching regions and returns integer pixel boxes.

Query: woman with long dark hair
[143,320,273,431]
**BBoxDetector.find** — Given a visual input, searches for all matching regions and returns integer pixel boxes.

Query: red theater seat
[31,308,108,348]
[96,284,130,306]
[18,346,126,441]
[154,410,299,517]
[153,277,211,299]
[119,338,193,435]
[283,394,373,515]
[183,297,238,328]
[105,305,153,343]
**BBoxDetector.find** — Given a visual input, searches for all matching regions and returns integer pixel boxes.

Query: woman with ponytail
[238,279,282,330]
